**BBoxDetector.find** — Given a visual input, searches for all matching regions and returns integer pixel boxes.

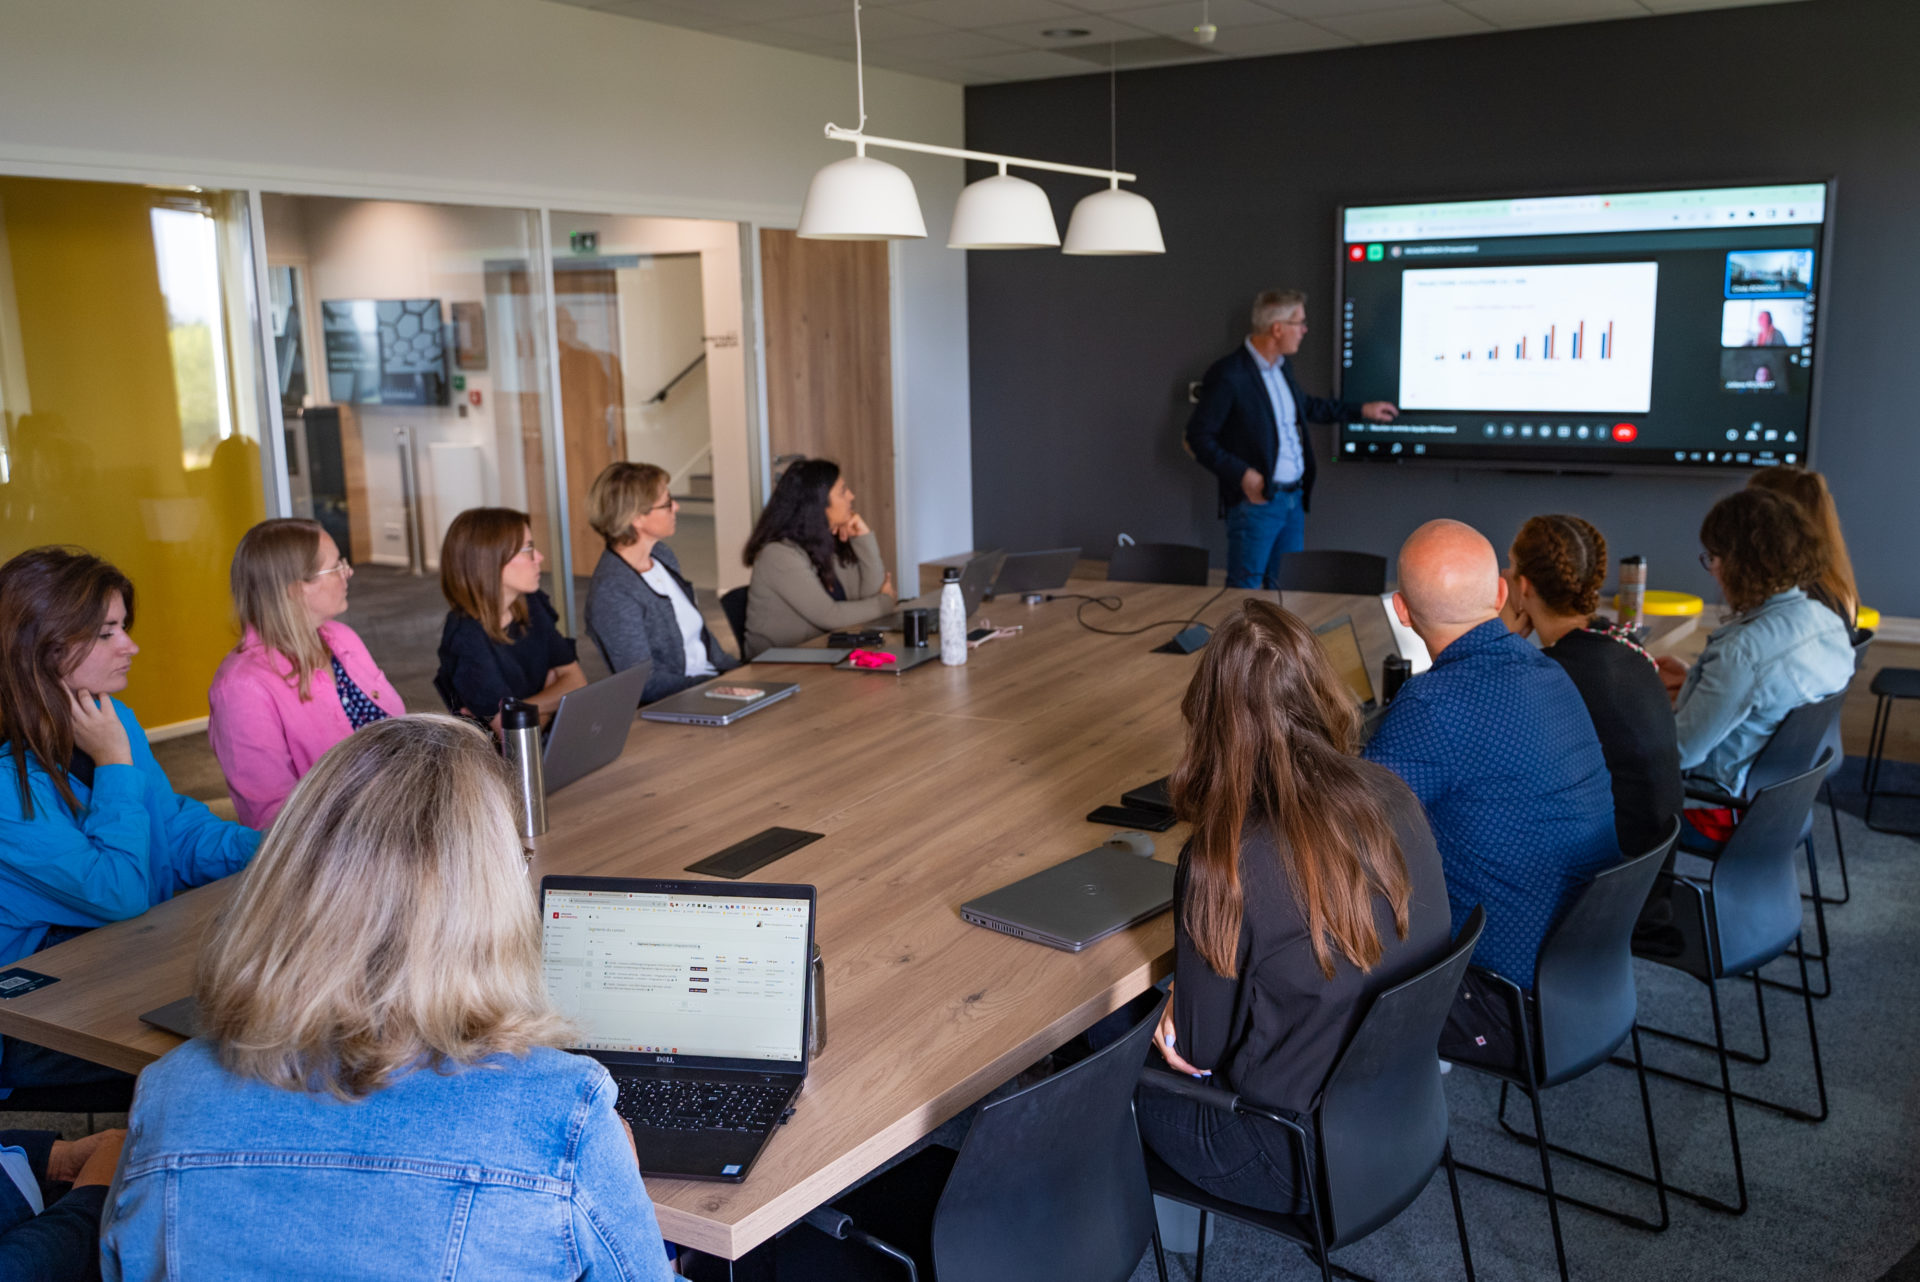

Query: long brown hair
[1746,465,1858,626]
[1700,488,1824,614]
[231,518,331,700]
[0,547,136,818]
[440,508,530,644]
[1510,514,1607,618]
[1170,600,1411,980]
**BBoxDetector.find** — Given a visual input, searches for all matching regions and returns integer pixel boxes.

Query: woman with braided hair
[1501,514,1682,869]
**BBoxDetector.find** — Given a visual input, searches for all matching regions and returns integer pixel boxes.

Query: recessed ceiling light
[1042,27,1091,38]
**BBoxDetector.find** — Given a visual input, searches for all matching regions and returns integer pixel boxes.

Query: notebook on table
[541,875,816,1183]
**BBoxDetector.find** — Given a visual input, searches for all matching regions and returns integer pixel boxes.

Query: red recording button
[1348,245,1366,261]
[1612,422,1637,442]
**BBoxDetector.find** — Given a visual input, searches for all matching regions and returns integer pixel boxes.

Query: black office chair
[1619,760,1832,1216]
[1139,908,1484,1282]
[1683,689,1846,999]
[774,989,1165,1282]
[720,586,750,657]
[1271,550,1388,597]
[1108,542,1210,587]
[1450,822,1680,1281]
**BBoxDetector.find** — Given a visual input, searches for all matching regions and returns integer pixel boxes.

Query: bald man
[1364,520,1617,1071]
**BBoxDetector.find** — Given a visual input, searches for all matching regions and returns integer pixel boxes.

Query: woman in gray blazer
[742,458,895,658]
[583,462,738,704]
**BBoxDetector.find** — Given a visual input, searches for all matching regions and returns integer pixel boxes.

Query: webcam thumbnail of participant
[1725,249,1814,298]
[1722,298,1806,348]
[1720,348,1790,394]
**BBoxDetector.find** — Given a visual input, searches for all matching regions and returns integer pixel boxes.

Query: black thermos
[1382,655,1412,704]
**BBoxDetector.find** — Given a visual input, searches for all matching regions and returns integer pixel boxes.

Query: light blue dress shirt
[1244,340,1304,486]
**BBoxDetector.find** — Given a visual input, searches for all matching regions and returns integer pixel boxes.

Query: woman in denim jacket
[102,716,674,1282]
[1656,489,1854,842]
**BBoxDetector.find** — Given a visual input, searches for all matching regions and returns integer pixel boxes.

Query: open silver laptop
[639,676,798,727]
[544,660,651,793]
[1313,614,1388,743]
[960,846,1175,952]
[884,549,1007,632]
[988,547,1081,598]
[541,875,815,1183]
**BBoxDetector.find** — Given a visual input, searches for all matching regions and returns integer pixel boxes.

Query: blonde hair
[440,508,530,644]
[195,715,568,1099]
[588,461,670,550]
[231,518,331,700]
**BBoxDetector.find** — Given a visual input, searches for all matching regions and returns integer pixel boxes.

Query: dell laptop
[543,659,652,793]
[987,547,1081,598]
[540,875,816,1183]
[639,676,798,727]
[960,847,1175,953]
[884,549,1007,632]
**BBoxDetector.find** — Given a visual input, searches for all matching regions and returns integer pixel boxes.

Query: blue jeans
[1224,490,1305,589]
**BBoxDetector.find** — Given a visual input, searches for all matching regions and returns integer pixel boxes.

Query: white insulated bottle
[939,567,967,666]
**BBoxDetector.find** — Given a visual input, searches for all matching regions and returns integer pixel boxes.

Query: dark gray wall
[964,0,1920,614]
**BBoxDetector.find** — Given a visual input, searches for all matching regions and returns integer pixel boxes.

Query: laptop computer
[884,549,1007,631]
[831,644,942,674]
[541,875,816,1183]
[544,660,652,793]
[1313,614,1389,742]
[639,676,799,727]
[960,847,1175,953]
[987,547,1081,598]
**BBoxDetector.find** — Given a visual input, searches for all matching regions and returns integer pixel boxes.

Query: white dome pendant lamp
[948,163,1059,250]
[797,1,926,241]
[1063,47,1164,256]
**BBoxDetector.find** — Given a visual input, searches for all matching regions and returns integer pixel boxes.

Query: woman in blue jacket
[103,715,675,1281]
[0,548,259,1094]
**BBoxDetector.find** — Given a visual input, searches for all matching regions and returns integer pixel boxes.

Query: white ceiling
[551,0,1804,84]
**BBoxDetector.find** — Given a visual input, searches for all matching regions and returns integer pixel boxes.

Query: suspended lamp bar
[822,124,1136,185]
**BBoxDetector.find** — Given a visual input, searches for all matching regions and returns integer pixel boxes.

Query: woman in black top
[1139,600,1451,1215]
[1501,514,1682,865]
[434,508,585,730]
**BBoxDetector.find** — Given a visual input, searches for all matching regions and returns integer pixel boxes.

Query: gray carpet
[1130,800,1920,1282]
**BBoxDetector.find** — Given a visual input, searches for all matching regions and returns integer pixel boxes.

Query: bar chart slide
[1397,262,1659,413]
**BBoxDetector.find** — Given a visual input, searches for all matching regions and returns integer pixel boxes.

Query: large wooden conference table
[0,581,1682,1258]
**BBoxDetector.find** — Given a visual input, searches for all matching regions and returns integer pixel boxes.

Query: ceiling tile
[863,28,1032,59]
[1104,0,1294,36]
[890,0,1084,27]
[1639,0,1797,10]
[676,0,850,23]
[1456,0,1646,24]
[957,48,1114,81]
[971,13,1162,49]
[1204,16,1355,52]
[1314,3,1495,41]
[761,5,948,40]
[573,0,738,29]
[1263,0,1434,17]
[729,23,850,54]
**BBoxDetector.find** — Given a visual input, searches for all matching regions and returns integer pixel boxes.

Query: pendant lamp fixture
[1063,44,1165,255]
[798,1,1162,255]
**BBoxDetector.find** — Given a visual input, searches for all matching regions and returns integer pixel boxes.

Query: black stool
[1864,667,1920,834]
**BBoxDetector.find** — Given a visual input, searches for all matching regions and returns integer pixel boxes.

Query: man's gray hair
[1251,288,1308,333]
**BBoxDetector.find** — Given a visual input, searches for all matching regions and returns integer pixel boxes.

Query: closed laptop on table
[639,676,798,727]
[961,847,1175,953]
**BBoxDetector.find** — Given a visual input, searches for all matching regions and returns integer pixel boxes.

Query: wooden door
[482,264,555,587]
[556,270,626,573]
[758,230,895,573]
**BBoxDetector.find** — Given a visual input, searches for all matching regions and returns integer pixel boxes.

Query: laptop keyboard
[615,1078,791,1133]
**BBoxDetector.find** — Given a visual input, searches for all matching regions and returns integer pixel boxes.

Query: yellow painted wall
[0,177,263,729]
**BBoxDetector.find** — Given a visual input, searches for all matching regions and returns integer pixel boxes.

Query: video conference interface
[542,888,810,1063]
[1335,183,1827,471]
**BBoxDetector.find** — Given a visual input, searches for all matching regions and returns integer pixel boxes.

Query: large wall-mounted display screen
[321,298,449,407]
[1334,182,1830,471]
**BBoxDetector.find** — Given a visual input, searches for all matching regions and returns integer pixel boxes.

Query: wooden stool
[1865,667,1920,834]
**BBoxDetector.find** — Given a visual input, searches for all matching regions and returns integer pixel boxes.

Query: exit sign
[570,231,598,254]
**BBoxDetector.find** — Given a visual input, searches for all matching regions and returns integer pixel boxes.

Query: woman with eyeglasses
[1655,488,1854,844]
[583,462,738,704]
[209,519,405,829]
[435,509,586,731]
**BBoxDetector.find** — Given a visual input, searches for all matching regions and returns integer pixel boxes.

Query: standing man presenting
[1185,289,1398,588]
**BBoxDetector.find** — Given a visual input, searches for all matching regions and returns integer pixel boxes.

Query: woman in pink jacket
[208,520,405,829]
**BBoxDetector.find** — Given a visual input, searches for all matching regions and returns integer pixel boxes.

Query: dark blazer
[1184,345,1361,515]
[583,543,738,704]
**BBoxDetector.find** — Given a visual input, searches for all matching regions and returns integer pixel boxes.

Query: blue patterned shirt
[1244,340,1304,485]
[1364,619,1618,987]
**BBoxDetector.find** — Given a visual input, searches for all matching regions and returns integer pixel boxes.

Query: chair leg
[1628,1025,1671,1233]
[1523,1079,1570,1282]
[1612,983,1749,1214]
[1796,941,1830,1124]
[1636,972,1771,1065]
[1704,977,1750,1216]
[1151,1228,1170,1282]
[1193,1210,1208,1282]
[1817,782,1851,905]
[1442,1141,1478,1282]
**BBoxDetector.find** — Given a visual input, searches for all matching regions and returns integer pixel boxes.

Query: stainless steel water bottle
[501,700,547,838]
[808,943,827,1058]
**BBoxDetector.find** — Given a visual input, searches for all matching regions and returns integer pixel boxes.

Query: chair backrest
[432,670,460,714]
[1744,688,1846,800]
[719,585,750,656]
[1318,907,1484,1248]
[1108,542,1210,586]
[1852,627,1875,672]
[1532,821,1681,1087]
[1273,550,1388,597]
[931,991,1165,1282]
[1709,758,1831,976]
